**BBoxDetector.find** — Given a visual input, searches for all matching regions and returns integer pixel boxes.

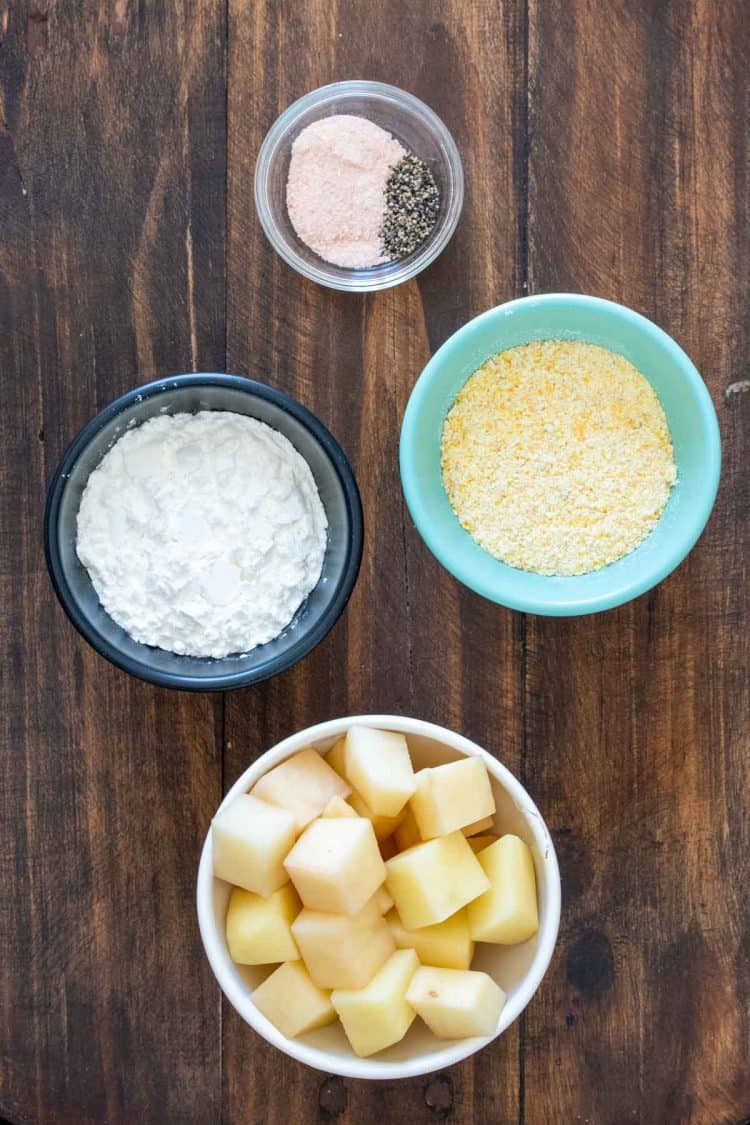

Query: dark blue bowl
[44,374,363,691]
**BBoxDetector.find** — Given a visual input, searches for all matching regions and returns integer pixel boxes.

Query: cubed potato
[385,831,490,930]
[284,817,385,916]
[406,967,506,1039]
[348,790,406,841]
[322,795,358,818]
[374,886,394,914]
[324,736,348,779]
[252,748,350,831]
[379,836,398,861]
[467,833,499,854]
[291,896,395,989]
[226,884,300,965]
[252,961,336,1039]
[410,758,495,839]
[344,726,416,817]
[212,794,296,898]
[332,949,419,1057]
[394,805,422,852]
[463,815,495,836]
[468,835,539,944]
[387,907,474,970]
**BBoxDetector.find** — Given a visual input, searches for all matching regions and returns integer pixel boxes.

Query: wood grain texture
[223,2,527,1122]
[1,0,748,1122]
[0,2,225,1122]
[523,2,750,1123]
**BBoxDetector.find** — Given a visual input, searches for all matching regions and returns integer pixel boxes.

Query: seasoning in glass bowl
[381,154,440,260]
[286,114,440,269]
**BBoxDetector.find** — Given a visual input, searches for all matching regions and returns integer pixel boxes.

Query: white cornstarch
[76,411,328,657]
[441,341,677,576]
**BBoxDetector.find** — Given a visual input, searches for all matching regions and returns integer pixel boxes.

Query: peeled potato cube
[322,795,358,818]
[284,817,385,916]
[212,794,296,898]
[410,758,495,840]
[385,831,490,930]
[406,967,506,1039]
[394,805,422,852]
[344,726,416,817]
[252,961,336,1039]
[226,883,300,965]
[291,896,395,989]
[463,815,495,836]
[467,833,499,854]
[348,790,406,840]
[324,735,348,779]
[468,835,539,944]
[252,748,350,832]
[332,949,419,1057]
[374,886,394,914]
[387,907,474,970]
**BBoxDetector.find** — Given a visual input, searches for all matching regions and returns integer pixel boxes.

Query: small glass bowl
[254,80,464,292]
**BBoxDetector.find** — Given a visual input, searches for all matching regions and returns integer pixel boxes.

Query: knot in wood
[424,1073,454,1114]
[319,1075,347,1119]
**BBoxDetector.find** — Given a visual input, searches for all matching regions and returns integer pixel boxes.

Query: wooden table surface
[1,1,748,1123]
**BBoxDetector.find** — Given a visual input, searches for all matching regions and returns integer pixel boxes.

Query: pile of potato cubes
[212,726,539,1058]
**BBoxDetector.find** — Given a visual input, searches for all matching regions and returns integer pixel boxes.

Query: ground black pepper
[381,154,440,260]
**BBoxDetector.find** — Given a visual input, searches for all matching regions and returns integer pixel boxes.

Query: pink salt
[286,114,405,269]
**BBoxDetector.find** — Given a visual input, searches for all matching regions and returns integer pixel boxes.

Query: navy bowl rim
[43,373,364,692]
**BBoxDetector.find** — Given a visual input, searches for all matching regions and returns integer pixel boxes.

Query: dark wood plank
[523,2,750,1122]
[0,2,226,1122]
[224,1,527,1122]
[2,0,747,1121]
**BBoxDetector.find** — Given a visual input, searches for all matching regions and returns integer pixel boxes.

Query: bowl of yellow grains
[399,294,721,615]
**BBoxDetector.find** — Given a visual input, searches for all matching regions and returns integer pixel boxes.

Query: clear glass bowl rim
[254,80,465,293]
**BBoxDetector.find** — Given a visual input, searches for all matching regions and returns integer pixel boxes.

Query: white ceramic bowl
[196,716,561,1079]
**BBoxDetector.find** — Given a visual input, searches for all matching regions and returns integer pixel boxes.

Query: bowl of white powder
[254,81,463,292]
[44,374,363,690]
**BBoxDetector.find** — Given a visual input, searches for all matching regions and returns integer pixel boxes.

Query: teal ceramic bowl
[400,294,721,616]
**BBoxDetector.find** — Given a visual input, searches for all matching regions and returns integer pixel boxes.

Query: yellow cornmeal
[441,341,677,576]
